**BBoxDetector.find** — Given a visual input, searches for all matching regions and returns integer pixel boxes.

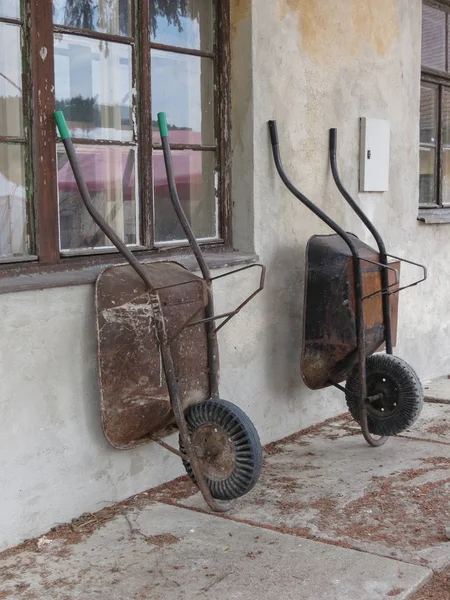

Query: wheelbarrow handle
[268,120,279,147]
[157,111,212,284]
[54,110,157,293]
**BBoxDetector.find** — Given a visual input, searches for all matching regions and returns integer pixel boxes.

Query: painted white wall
[1,0,445,550]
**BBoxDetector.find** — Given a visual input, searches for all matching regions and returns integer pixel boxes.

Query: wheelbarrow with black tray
[54,110,266,512]
[269,120,427,447]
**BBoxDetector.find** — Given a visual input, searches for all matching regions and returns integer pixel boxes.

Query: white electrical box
[359,118,390,192]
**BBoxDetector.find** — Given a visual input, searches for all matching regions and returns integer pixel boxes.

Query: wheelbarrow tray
[95,261,210,449]
[301,234,400,390]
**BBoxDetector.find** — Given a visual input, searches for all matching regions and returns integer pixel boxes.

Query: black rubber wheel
[179,399,263,501]
[345,354,423,437]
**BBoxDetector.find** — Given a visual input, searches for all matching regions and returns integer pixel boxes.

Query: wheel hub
[366,372,399,418]
[192,424,236,481]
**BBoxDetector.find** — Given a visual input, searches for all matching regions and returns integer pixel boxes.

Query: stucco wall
[1,0,444,550]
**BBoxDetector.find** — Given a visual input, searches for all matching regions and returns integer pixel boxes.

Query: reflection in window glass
[0,0,20,20]
[0,144,27,257]
[57,145,138,250]
[420,85,437,145]
[150,0,213,51]
[442,88,450,146]
[443,149,450,204]
[151,51,214,145]
[419,148,436,205]
[0,23,23,138]
[153,150,217,242]
[54,34,133,142]
[52,0,131,37]
[421,4,446,71]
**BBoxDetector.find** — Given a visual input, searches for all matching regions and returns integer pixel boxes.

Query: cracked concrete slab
[0,503,431,600]
[423,377,450,404]
[399,403,450,443]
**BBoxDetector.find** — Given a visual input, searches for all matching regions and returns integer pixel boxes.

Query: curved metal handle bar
[180,264,265,332]
[329,129,388,257]
[59,138,157,293]
[213,264,266,333]
[158,120,220,401]
[387,254,428,282]
[269,120,386,448]
[329,128,393,356]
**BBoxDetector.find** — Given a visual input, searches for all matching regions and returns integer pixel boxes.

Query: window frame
[0,0,232,284]
[420,0,450,210]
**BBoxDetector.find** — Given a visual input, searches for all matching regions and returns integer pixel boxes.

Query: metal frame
[56,110,265,513]
[269,120,427,448]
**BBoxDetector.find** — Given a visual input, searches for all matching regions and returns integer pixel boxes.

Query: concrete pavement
[1,401,450,599]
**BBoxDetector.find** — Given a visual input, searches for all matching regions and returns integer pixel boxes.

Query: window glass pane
[422,4,446,71]
[420,85,438,145]
[54,34,133,142]
[0,1,20,19]
[151,51,214,145]
[443,149,450,204]
[419,147,436,204]
[52,0,131,37]
[442,88,450,146]
[150,0,213,52]
[0,23,23,138]
[0,144,27,258]
[57,144,138,250]
[154,149,217,243]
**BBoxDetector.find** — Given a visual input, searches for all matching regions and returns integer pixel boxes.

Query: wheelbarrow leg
[150,294,233,513]
[353,254,388,448]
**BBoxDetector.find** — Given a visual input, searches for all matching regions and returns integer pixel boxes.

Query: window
[0,0,230,279]
[420,2,450,208]
[0,3,30,260]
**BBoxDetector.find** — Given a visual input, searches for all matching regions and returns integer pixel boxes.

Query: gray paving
[424,376,450,404]
[3,403,450,599]
[180,404,450,570]
[0,503,431,600]
[399,402,450,443]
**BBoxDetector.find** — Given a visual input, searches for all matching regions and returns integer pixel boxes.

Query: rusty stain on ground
[411,565,450,600]
[145,533,180,547]
[426,420,450,436]
[278,0,399,63]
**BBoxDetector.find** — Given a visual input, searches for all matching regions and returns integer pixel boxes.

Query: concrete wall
[1,0,445,550]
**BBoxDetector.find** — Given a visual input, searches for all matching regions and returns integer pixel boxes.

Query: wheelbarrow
[269,120,427,447]
[54,111,265,512]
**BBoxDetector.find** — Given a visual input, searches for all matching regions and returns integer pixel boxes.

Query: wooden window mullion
[438,84,444,205]
[216,0,231,245]
[138,0,153,248]
[29,0,59,263]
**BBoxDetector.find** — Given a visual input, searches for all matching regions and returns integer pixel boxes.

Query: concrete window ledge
[0,251,260,295]
[418,208,450,224]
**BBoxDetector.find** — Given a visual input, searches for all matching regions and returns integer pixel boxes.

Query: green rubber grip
[157,112,168,138]
[54,110,71,140]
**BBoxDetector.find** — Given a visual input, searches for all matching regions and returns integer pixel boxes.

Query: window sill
[418,208,450,224]
[0,249,259,295]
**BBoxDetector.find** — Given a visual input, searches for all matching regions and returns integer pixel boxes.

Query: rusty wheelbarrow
[55,110,265,512]
[269,120,427,447]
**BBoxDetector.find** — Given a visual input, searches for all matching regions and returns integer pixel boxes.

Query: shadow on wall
[263,243,307,403]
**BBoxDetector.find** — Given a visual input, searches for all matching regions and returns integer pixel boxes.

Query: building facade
[0,0,445,550]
